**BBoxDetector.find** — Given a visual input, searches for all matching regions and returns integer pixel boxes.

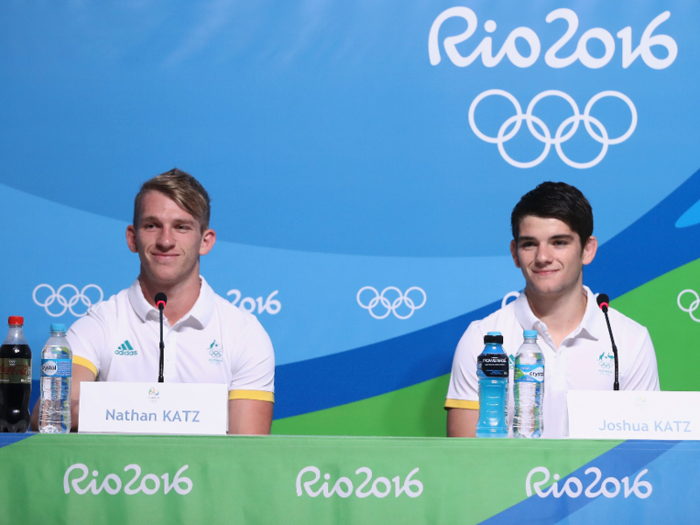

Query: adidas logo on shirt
[115,340,137,356]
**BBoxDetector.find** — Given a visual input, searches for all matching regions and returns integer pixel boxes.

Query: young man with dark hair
[32,168,275,434]
[445,181,659,438]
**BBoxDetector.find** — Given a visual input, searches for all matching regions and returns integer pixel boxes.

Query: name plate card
[79,382,228,435]
[568,390,700,440]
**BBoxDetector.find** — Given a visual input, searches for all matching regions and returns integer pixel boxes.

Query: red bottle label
[0,358,32,383]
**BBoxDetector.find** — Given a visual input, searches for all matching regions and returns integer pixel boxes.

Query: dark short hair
[511,181,593,246]
[134,168,211,232]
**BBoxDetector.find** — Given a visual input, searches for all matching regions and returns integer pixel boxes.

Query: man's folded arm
[447,407,479,437]
[228,397,273,435]
[69,361,97,432]
[227,313,275,435]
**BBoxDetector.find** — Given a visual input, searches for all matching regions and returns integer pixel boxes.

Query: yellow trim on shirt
[445,399,479,410]
[229,390,275,403]
[73,355,98,377]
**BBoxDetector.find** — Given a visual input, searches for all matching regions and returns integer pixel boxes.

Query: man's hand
[447,408,478,437]
[228,399,273,435]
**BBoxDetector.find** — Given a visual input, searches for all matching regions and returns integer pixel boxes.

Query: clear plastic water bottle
[38,324,72,433]
[513,330,544,438]
[476,332,509,438]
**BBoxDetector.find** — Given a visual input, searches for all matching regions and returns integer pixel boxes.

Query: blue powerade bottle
[476,332,509,438]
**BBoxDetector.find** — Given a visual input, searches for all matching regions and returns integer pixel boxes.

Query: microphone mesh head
[155,292,168,306]
[596,293,610,309]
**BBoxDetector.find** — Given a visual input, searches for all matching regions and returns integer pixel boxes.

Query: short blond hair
[133,168,211,232]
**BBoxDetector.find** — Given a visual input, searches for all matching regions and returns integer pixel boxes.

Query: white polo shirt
[445,286,659,438]
[68,277,275,402]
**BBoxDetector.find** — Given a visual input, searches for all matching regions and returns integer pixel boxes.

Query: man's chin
[140,269,189,288]
[527,283,566,297]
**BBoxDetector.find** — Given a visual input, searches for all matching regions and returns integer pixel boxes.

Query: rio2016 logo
[64,464,192,496]
[227,289,281,315]
[526,466,652,499]
[428,8,677,169]
[429,8,676,70]
[296,466,423,499]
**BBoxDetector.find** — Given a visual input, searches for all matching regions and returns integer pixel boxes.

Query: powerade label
[0,358,31,383]
[478,354,509,377]
[41,358,72,378]
[515,364,544,383]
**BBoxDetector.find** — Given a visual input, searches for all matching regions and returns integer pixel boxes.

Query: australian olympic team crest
[208,340,223,364]
[598,351,615,376]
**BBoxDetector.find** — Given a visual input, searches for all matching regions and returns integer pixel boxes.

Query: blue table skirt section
[0,432,35,448]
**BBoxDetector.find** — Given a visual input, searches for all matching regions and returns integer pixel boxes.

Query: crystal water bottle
[476,332,509,438]
[38,324,72,433]
[513,330,544,438]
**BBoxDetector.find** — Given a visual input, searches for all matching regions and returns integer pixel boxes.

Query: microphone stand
[600,303,620,391]
[155,293,167,383]
[158,304,165,383]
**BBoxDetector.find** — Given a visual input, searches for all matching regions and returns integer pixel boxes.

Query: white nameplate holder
[568,390,700,440]
[79,382,228,435]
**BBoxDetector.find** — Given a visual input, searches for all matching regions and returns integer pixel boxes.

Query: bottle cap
[484,334,504,344]
[486,331,502,336]
[50,323,67,333]
[523,330,538,339]
[8,316,23,326]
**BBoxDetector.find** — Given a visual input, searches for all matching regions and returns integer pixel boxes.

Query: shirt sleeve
[228,313,275,403]
[620,325,660,391]
[445,321,482,410]
[66,312,108,378]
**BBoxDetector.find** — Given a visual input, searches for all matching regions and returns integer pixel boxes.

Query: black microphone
[155,293,167,383]
[596,293,619,391]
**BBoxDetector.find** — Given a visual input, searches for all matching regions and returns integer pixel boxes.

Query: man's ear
[199,229,216,256]
[582,235,598,266]
[510,239,521,269]
[126,225,138,253]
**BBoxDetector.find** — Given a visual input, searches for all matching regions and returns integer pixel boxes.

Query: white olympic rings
[468,89,637,169]
[502,291,520,309]
[33,284,104,317]
[356,286,427,319]
[677,289,700,323]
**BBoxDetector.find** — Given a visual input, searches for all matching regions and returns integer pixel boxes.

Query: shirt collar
[578,285,606,341]
[514,285,604,342]
[127,276,215,329]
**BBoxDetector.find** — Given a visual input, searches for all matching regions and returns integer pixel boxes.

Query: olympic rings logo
[33,284,104,317]
[677,289,700,322]
[469,89,637,169]
[502,291,520,309]
[209,350,223,358]
[356,287,427,320]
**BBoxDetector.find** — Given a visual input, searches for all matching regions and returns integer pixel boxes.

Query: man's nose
[536,244,553,264]
[156,227,175,249]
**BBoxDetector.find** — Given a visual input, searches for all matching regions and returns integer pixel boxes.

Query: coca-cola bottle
[0,316,32,432]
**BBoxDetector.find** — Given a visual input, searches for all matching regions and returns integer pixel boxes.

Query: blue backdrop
[2,0,699,428]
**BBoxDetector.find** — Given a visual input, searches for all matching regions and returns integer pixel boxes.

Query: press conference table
[1,433,696,524]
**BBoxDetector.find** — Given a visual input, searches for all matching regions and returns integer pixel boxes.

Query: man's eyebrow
[140,215,196,225]
[549,234,575,241]
[517,236,537,242]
